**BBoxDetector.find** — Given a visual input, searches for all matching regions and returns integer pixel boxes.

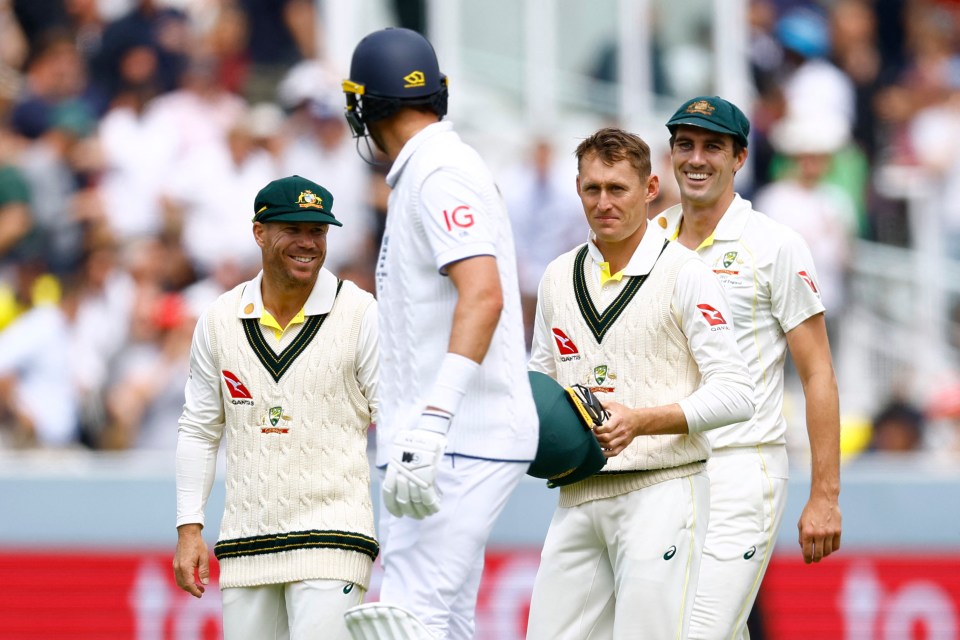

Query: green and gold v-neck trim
[573,242,667,343]
[242,280,342,382]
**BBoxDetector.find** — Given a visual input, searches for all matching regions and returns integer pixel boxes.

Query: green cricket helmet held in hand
[527,370,607,488]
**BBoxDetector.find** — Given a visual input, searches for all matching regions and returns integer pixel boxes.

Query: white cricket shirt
[376,121,539,465]
[656,195,826,467]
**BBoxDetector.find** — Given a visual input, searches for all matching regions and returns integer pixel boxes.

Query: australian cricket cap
[252,175,342,226]
[666,96,750,148]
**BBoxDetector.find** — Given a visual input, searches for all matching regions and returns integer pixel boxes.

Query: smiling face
[576,151,659,253]
[254,221,329,289]
[670,125,747,211]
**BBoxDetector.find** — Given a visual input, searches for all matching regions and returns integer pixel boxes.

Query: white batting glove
[382,413,449,519]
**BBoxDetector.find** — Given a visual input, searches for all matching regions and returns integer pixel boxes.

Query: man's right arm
[527,275,557,378]
[173,311,224,597]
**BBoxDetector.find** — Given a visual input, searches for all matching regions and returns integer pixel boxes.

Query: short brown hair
[575,127,652,179]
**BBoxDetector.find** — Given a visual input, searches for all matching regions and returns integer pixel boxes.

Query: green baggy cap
[253,175,342,226]
[666,96,750,148]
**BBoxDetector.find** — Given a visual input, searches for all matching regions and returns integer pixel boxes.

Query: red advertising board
[761,554,960,639]
[1,550,958,639]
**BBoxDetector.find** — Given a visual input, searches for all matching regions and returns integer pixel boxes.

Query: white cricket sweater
[542,242,710,507]
[207,280,378,588]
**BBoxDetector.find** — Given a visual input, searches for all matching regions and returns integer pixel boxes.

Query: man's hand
[382,423,447,519]
[592,399,639,457]
[173,524,209,598]
[797,494,842,564]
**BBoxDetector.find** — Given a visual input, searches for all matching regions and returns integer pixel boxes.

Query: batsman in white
[526,127,755,639]
[173,176,380,640]
[340,27,539,640]
[657,95,843,639]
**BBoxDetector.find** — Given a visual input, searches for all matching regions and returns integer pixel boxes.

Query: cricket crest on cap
[297,190,323,209]
[685,99,716,117]
[252,175,342,226]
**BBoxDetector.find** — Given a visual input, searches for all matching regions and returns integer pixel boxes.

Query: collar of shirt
[585,222,669,283]
[237,268,339,321]
[654,194,753,249]
[386,120,455,188]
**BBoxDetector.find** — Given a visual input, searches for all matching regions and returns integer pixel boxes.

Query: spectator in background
[869,398,925,452]
[0,129,33,264]
[237,0,314,103]
[162,103,282,280]
[498,137,587,350]
[903,88,960,260]
[926,381,960,460]
[71,229,136,444]
[10,29,96,139]
[873,2,960,165]
[90,0,189,104]
[829,0,884,164]
[102,291,195,450]
[16,99,95,272]
[148,53,248,162]
[0,267,82,448]
[755,112,859,344]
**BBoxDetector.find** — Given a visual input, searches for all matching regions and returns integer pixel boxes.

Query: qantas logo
[696,304,727,327]
[222,370,254,405]
[798,271,819,295]
[551,328,581,361]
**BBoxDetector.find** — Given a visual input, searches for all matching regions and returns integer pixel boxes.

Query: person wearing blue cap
[173,175,381,640]
[657,96,843,639]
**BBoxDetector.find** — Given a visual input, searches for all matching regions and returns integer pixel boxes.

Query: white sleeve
[175,310,224,528]
[673,260,755,433]
[419,168,498,272]
[356,300,379,425]
[527,275,558,379]
[771,234,826,332]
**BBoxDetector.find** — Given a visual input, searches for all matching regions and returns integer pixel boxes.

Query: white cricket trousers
[526,471,710,640]
[688,446,788,640]
[221,578,365,640]
[377,456,528,640]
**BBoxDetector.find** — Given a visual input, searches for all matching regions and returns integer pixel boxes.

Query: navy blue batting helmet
[342,28,448,137]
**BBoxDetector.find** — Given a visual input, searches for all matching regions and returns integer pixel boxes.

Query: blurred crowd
[0,0,957,459]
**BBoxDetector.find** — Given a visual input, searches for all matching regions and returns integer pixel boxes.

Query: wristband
[418,411,452,435]
[424,353,480,417]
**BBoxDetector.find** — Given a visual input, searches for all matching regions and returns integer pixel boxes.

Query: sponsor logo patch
[798,270,819,295]
[222,370,254,405]
[442,205,475,232]
[744,546,757,560]
[664,545,678,560]
[552,328,581,361]
[696,303,728,327]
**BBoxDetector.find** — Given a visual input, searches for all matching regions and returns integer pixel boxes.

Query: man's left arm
[786,314,842,564]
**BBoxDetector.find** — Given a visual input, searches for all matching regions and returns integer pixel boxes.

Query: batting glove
[382,413,449,519]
